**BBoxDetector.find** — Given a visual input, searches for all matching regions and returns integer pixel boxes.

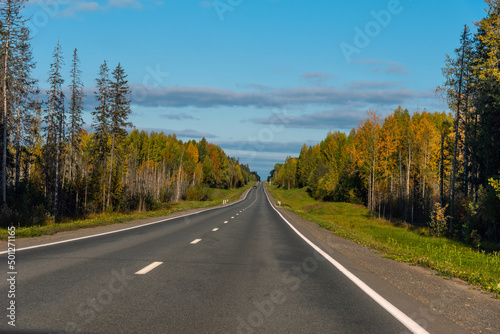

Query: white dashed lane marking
[135,262,163,275]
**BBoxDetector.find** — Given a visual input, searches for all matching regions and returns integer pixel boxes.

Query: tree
[13,25,37,188]
[349,110,381,211]
[107,63,132,208]
[92,60,110,161]
[44,41,65,218]
[68,48,84,186]
[91,61,111,212]
[474,1,500,185]
[202,155,215,185]
[0,0,26,208]
[441,25,473,231]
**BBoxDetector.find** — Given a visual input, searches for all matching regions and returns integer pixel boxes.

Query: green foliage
[488,176,500,200]
[186,185,211,201]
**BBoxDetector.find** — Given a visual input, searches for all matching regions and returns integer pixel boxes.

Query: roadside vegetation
[0,184,252,240]
[268,185,500,296]
[270,2,500,249]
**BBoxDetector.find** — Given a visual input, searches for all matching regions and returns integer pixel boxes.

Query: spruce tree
[44,41,65,218]
[107,63,132,208]
[68,49,84,185]
[92,60,110,161]
[13,25,37,188]
[92,60,111,212]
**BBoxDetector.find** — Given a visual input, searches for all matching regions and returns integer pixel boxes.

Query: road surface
[1,183,463,333]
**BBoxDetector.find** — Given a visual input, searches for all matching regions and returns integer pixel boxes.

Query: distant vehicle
[253,185,257,189]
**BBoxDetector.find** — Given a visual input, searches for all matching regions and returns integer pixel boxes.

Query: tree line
[271,1,500,245]
[0,0,258,227]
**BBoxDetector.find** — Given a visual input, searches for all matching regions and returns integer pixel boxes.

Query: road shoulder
[265,187,500,334]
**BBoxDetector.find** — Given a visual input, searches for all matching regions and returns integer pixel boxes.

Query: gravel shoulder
[265,188,500,334]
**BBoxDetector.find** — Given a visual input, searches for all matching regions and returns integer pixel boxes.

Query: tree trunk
[54,110,62,218]
[450,25,468,233]
[440,131,445,206]
[1,5,11,208]
[107,133,115,208]
[14,104,21,188]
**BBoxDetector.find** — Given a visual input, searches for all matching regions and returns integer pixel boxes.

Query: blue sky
[24,0,487,178]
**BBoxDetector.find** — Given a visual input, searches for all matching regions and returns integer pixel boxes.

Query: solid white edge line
[190,239,202,244]
[0,188,252,255]
[263,188,429,334]
[135,261,163,275]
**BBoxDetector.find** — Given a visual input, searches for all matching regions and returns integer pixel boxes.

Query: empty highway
[1,183,464,333]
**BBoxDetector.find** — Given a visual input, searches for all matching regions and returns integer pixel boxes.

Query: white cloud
[108,0,142,9]
[127,84,433,109]
[300,72,335,86]
[352,58,409,75]
[248,109,364,130]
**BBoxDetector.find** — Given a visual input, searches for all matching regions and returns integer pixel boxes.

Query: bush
[186,185,211,201]
[428,202,448,237]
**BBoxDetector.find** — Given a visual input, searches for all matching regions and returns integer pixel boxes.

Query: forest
[271,3,500,245]
[0,0,258,227]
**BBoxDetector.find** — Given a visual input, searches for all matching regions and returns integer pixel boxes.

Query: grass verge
[0,184,252,240]
[267,184,500,296]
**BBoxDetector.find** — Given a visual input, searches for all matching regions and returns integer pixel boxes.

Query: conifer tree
[92,60,110,161]
[68,48,84,185]
[107,63,131,208]
[13,25,37,188]
[44,41,65,218]
[440,25,473,231]
[0,0,26,208]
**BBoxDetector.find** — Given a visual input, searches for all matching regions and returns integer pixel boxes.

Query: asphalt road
[1,183,457,333]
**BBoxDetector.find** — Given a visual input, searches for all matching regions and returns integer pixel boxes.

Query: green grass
[268,185,500,296]
[0,184,253,240]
